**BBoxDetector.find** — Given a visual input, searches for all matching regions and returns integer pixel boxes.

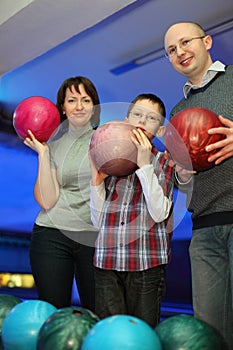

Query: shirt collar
[183,60,226,98]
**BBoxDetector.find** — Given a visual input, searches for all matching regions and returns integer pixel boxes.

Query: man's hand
[206,116,233,165]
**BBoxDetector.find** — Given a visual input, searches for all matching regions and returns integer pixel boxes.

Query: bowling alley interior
[0,0,233,335]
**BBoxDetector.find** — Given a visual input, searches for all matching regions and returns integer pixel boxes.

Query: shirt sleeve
[90,182,106,228]
[174,170,193,193]
[136,164,172,223]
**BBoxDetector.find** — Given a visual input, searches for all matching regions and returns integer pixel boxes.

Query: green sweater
[170,64,233,229]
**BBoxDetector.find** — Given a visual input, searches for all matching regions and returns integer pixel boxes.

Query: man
[164,22,233,349]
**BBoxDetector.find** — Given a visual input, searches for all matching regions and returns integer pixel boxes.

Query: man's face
[164,23,212,84]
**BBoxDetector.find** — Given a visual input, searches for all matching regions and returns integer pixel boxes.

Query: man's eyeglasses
[130,110,162,124]
[165,36,206,59]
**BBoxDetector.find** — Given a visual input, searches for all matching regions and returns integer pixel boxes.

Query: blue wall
[0,132,40,234]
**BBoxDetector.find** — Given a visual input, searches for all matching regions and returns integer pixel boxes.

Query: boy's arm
[89,151,109,228]
[90,182,106,228]
[136,164,172,223]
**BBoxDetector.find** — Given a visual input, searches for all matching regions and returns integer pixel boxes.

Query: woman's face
[62,84,94,130]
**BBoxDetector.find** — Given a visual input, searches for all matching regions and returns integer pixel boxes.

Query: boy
[90,94,174,327]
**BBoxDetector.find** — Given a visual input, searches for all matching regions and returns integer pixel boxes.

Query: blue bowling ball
[81,314,162,350]
[2,299,57,350]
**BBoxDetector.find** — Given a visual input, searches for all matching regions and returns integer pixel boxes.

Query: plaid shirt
[92,148,174,271]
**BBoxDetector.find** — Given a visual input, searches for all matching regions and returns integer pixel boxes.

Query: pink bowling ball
[13,96,60,142]
[89,121,138,177]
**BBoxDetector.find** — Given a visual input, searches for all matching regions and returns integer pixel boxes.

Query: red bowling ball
[89,121,138,177]
[13,96,60,142]
[164,107,225,172]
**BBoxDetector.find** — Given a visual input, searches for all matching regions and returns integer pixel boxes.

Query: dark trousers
[95,265,166,327]
[29,224,96,311]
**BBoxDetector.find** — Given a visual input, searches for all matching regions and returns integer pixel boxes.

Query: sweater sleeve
[136,164,172,222]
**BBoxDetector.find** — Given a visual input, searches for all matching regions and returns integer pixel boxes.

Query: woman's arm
[24,130,59,210]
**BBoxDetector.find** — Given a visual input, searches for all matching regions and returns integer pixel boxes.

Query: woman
[24,76,101,311]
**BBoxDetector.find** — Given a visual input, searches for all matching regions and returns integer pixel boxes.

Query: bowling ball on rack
[89,121,138,177]
[0,294,22,350]
[155,314,227,350]
[0,294,22,330]
[81,314,162,350]
[1,299,57,350]
[37,306,99,350]
[164,107,225,172]
[13,96,60,142]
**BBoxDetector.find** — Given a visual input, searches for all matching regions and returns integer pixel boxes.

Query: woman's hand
[206,116,233,164]
[131,128,152,168]
[24,130,49,155]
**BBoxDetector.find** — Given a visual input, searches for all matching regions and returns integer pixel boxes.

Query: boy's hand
[164,150,196,182]
[89,151,108,185]
[131,128,152,168]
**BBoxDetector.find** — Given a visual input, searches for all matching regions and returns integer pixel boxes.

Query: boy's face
[125,99,165,140]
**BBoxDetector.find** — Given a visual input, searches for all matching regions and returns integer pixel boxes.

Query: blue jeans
[94,265,166,327]
[189,224,233,349]
[29,224,96,311]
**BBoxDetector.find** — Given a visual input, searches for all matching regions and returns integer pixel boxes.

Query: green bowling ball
[155,314,227,350]
[0,294,22,350]
[37,306,99,350]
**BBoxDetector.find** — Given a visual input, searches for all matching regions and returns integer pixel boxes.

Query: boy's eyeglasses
[130,110,162,123]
